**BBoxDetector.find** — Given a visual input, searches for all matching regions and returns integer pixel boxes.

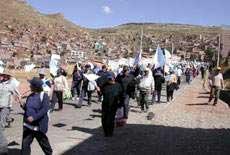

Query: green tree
[205,48,216,60]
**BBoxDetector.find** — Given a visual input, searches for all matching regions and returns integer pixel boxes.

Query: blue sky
[27,0,230,28]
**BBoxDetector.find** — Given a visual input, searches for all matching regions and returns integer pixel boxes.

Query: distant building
[221,29,230,58]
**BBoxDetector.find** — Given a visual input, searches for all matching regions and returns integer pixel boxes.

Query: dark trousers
[186,76,191,84]
[51,91,63,110]
[101,105,117,137]
[78,89,93,106]
[123,95,130,119]
[139,91,149,110]
[155,89,161,102]
[177,76,181,86]
[21,127,52,155]
[209,86,220,105]
[167,86,174,102]
[71,82,81,97]
[97,91,102,102]
[87,90,93,105]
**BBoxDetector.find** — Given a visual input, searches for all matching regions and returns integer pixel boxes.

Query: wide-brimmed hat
[0,70,13,77]
[217,67,221,70]
[28,77,43,89]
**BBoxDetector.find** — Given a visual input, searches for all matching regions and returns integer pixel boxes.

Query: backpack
[40,92,50,120]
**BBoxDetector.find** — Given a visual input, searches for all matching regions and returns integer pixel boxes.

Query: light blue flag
[134,50,142,66]
[154,45,165,69]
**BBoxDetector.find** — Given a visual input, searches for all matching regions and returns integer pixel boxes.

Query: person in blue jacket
[21,77,53,155]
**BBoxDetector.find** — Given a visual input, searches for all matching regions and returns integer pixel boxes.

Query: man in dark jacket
[116,66,135,119]
[153,67,164,103]
[101,73,123,137]
[71,64,83,99]
[96,65,109,102]
[21,77,52,155]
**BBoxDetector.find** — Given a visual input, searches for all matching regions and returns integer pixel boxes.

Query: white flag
[164,49,172,64]
[134,50,142,66]
[154,45,165,69]
[49,54,61,76]
[83,74,99,81]
[0,66,4,74]
[0,60,4,74]
[24,64,36,72]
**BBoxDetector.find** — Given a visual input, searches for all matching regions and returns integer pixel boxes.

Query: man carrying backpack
[21,77,53,155]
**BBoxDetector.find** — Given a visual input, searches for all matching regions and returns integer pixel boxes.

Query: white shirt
[176,69,183,77]
[213,73,223,87]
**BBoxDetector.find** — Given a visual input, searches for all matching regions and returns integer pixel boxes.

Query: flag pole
[217,34,221,67]
[140,26,143,53]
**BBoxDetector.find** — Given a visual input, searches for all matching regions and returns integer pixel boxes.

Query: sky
[27,0,230,29]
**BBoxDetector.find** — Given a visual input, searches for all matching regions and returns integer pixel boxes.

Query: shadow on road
[186,103,209,106]
[197,96,210,99]
[62,124,230,155]
[220,90,230,105]
[199,92,210,95]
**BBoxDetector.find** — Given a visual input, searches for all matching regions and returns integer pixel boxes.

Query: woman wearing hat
[21,77,53,155]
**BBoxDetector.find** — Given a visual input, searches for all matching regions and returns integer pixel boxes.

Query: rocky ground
[4,77,230,155]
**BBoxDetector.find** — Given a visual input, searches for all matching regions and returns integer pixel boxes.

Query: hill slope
[0,0,222,64]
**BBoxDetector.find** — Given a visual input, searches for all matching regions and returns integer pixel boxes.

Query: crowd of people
[0,60,225,154]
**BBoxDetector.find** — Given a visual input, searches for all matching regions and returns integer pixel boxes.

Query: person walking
[0,73,20,128]
[203,66,209,89]
[208,67,224,106]
[78,64,100,107]
[116,66,135,119]
[176,67,183,88]
[166,71,177,102]
[101,73,123,137]
[96,65,109,102]
[153,67,164,103]
[71,64,83,100]
[50,70,68,111]
[21,77,52,155]
[200,65,205,79]
[185,67,192,84]
[138,68,154,112]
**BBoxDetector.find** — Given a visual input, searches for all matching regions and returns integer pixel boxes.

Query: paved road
[4,77,230,155]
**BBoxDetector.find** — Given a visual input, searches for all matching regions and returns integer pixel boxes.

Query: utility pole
[217,34,221,67]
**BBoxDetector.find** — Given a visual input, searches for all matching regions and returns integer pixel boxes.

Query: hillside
[0,0,223,66]
[0,0,92,65]
[89,23,221,59]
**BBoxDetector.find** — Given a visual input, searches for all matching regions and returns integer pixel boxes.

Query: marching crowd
[0,60,225,155]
